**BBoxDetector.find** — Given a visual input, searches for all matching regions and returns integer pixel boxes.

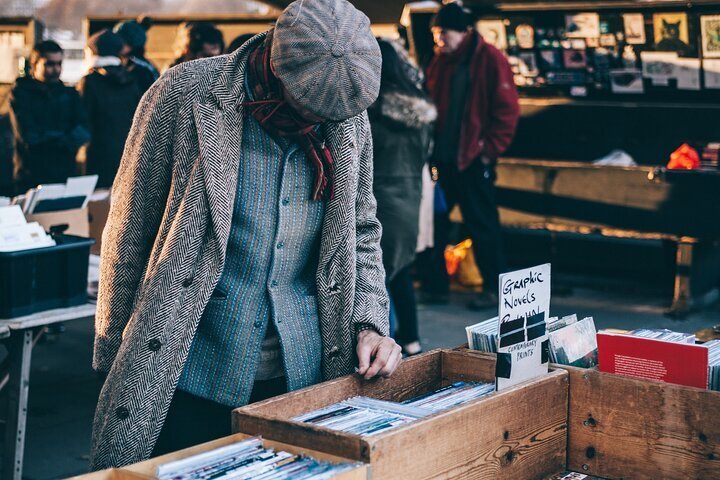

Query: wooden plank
[368,370,569,479]
[564,366,720,479]
[120,433,367,479]
[231,413,368,463]
[441,350,496,383]
[240,350,442,418]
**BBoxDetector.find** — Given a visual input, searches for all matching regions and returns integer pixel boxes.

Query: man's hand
[356,330,402,380]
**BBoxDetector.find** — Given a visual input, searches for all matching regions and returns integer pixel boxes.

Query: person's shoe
[467,292,498,311]
[402,341,423,357]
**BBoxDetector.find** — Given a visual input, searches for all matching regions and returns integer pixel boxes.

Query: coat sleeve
[482,52,520,160]
[92,68,188,373]
[8,87,58,147]
[65,87,91,152]
[352,112,390,338]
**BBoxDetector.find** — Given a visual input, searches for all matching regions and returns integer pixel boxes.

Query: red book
[597,331,709,388]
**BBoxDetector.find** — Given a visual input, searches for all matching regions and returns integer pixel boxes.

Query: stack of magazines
[294,382,495,436]
[155,437,359,480]
[627,328,695,344]
[465,317,499,352]
[706,339,720,391]
[547,316,598,368]
[402,381,495,412]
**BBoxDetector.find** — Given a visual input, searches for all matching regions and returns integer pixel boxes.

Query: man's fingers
[380,345,403,378]
[363,342,395,380]
[356,336,378,375]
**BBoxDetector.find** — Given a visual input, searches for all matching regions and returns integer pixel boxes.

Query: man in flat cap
[90,0,400,468]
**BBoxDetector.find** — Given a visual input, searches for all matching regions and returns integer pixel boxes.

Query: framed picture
[539,49,563,70]
[623,13,646,45]
[653,12,690,54]
[563,49,588,69]
[701,15,720,58]
[518,52,539,76]
[565,13,600,39]
[477,20,508,50]
[609,69,644,94]
[516,24,535,49]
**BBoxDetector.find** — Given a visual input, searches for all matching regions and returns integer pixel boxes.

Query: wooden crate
[562,366,720,480]
[71,434,367,480]
[233,349,569,480]
[456,346,720,479]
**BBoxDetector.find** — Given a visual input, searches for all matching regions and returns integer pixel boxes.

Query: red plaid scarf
[243,34,334,201]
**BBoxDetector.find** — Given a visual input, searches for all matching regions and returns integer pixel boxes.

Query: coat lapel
[193,34,266,257]
[318,119,357,273]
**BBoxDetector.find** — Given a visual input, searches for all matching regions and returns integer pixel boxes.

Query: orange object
[667,143,700,170]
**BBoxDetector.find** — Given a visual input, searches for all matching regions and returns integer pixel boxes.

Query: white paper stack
[0,206,55,252]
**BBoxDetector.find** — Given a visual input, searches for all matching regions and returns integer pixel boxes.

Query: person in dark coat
[170,22,225,67]
[370,38,436,355]
[77,30,143,188]
[114,17,160,94]
[426,3,520,310]
[9,40,90,193]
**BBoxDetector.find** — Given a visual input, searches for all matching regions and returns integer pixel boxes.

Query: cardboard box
[233,349,569,480]
[26,207,89,237]
[71,433,367,480]
[87,191,111,255]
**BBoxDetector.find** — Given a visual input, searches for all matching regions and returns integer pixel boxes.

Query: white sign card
[704,59,720,89]
[496,264,551,391]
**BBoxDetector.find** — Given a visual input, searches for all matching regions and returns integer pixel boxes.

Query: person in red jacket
[426,2,520,309]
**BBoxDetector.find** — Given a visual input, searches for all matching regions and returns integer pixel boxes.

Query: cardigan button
[115,406,130,420]
[328,346,340,358]
[148,339,162,352]
[182,277,193,288]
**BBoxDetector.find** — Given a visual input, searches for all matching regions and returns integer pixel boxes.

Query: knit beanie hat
[113,20,147,49]
[87,29,124,57]
[270,0,382,121]
[432,2,471,32]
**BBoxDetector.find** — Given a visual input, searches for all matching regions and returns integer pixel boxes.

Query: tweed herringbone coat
[90,32,389,470]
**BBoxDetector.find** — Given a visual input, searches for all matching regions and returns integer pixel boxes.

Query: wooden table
[1,303,97,480]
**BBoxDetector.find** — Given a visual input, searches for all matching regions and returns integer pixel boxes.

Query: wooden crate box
[233,349,569,480]
[456,346,720,479]
[70,433,367,480]
[562,366,720,480]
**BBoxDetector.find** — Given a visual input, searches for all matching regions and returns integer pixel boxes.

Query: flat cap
[271,0,382,121]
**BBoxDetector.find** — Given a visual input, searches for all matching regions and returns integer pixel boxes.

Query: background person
[370,38,436,356]
[425,2,520,309]
[77,29,143,189]
[9,40,90,193]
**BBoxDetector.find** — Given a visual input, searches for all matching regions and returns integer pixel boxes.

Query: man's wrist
[355,323,382,337]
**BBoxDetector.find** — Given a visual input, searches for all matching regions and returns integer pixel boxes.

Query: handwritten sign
[496,264,551,390]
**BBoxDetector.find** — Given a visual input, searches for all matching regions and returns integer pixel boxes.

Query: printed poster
[653,12,690,54]
[701,15,720,58]
[623,13,647,45]
[496,264,551,391]
[565,13,600,39]
[477,20,508,50]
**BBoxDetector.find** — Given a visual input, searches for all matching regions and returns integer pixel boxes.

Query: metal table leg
[2,329,34,480]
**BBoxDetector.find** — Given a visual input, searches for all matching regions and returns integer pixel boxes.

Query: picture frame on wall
[477,20,508,50]
[565,12,601,39]
[701,15,720,58]
[623,13,646,45]
[653,12,690,55]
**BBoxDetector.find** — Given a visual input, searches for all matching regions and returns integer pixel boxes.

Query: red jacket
[427,32,520,171]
